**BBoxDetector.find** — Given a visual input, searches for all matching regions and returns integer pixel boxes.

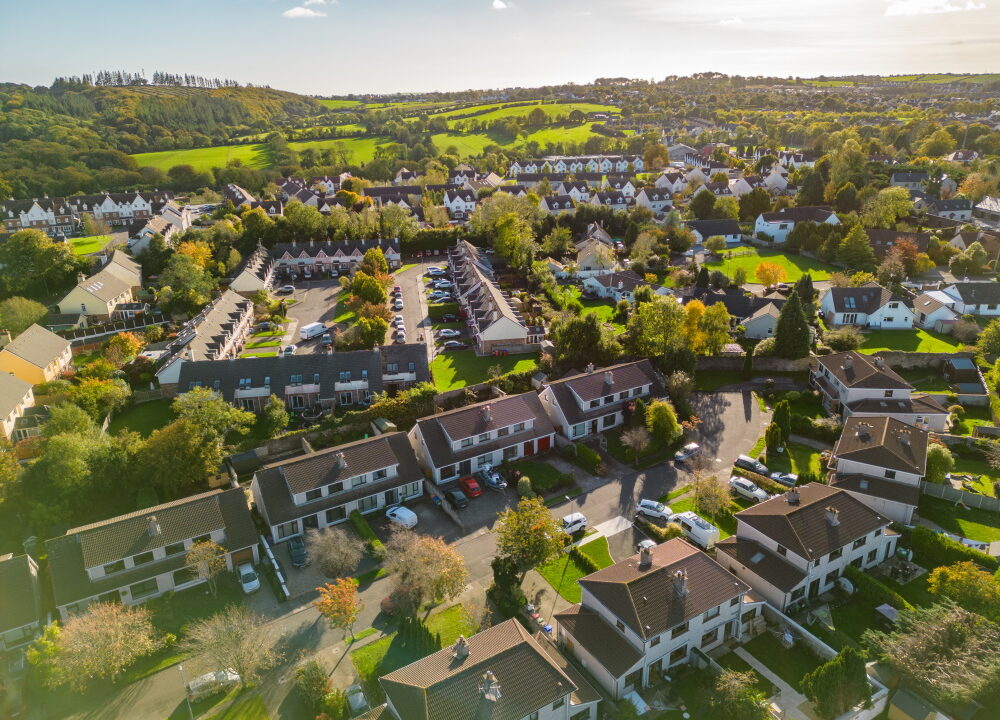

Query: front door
[647,659,663,685]
[623,669,642,693]
[459,459,472,475]
[384,488,397,505]
[808,578,820,598]
[523,440,535,457]
[537,436,551,452]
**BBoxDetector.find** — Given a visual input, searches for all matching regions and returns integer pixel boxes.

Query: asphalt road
[387,260,438,364]
[281,278,342,354]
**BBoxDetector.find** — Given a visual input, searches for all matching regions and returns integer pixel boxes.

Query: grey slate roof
[680,288,785,320]
[947,282,1000,305]
[0,554,40,633]
[830,474,921,507]
[546,360,663,427]
[554,605,643,676]
[715,536,807,592]
[834,416,929,475]
[760,206,836,223]
[591,270,664,294]
[685,219,742,238]
[825,283,903,314]
[0,372,32,422]
[1,325,71,370]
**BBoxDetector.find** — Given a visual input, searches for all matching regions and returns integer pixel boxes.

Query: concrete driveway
[282,278,342,354]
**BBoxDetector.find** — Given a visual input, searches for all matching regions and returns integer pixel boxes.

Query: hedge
[790,413,842,443]
[349,510,386,557]
[843,564,912,611]
[428,302,460,321]
[574,442,603,474]
[731,466,794,495]
[909,525,999,571]
[635,516,685,543]
[569,546,600,574]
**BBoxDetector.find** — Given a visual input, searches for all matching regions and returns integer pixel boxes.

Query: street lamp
[178,663,195,720]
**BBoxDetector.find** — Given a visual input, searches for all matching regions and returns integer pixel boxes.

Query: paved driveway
[388,261,438,364]
[282,278,342,354]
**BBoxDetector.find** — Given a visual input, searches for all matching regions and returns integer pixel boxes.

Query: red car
[458,476,483,498]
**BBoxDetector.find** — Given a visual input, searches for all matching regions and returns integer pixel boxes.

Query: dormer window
[589,399,600,409]
[461,437,474,448]
[513,422,525,432]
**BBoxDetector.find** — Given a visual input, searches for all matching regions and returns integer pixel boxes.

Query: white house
[0,553,42,651]
[763,166,789,192]
[556,181,591,202]
[582,271,670,303]
[574,239,619,279]
[819,283,914,329]
[590,191,629,212]
[716,484,898,611]
[685,219,743,246]
[0,372,34,440]
[541,195,575,215]
[728,175,766,197]
[443,189,477,219]
[889,171,928,191]
[916,197,973,222]
[634,188,672,213]
[911,291,960,332]
[742,302,781,340]
[604,176,637,199]
[654,171,687,194]
[754,206,839,244]
[940,282,1000,316]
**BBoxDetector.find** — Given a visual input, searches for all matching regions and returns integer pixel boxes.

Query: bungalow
[0,372,34,439]
[393,168,419,184]
[819,283,914,329]
[541,194,575,215]
[916,197,972,222]
[947,229,1000,265]
[685,219,743,246]
[946,149,979,164]
[889,171,928,191]
[494,184,527,198]
[865,229,931,258]
[742,302,782,340]
[829,416,929,524]
[680,288,784,332]
[444,189,477,219]
[582,270,669,303]
[538,360,664,441]
[634,188,672,213]
[46,488,259,619]
[0,553,42,651]
[251,433,424,543]
[408,393,555,484]
[716,484,898,611]
[974,196,1000,223]
[0,324,73,385]
[556,539,758,699]
[129,215,177,254]
[911,291,960,331]
[755,206,839,244]
[57,250,143,320]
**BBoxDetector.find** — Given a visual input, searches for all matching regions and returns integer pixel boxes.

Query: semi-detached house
[555,539,759,699]
[409,392,555,484]
[716,484,898,611]
[0,324,73,385]
[45,488,259,619]
[252,432,424,543]
[0,553,42,651]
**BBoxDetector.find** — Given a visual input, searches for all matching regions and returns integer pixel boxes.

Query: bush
[349,510,386,558]
[753,337,777,356]
[824,326,865,351]
[569,546,600,573]
[790,413,842,443]
[517,476,535,499]
[636,516,685,543]
[910,525,999,571]
[844,565,912,611]
[295,660,332,714]
[575,442,603,474]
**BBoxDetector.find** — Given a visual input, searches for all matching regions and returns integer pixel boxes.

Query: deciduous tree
[261,394,289,438]
[307,526,364,578]
[181,606,280,685]
[925,444,955,484]
[712,670,768,720]
[495,497,565,580]
[689,189,716,220]
[185,540,227,596]
[103,332,143,367]
[621,426,651,466]
[172,386,254,443]
[927,562,1000,621]
[693,474,730,517]
[314,578,363,639]
[385,529,469,603]
[0,297,48,336]
[755,262,786,288]
[646,399,681,445]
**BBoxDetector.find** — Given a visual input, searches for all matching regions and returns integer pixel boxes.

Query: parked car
[770,472,799,487]
[392,299,404,310]
[392,285,402,296]
[186,670,241,703]
[445,488,469,509]
[346,684,369,715]
[729,476,769,503]
[321,332,332,347]
[636,538,657,553]
[283,344,296,356]
[458,475,483,497]
[674,442,701,463]
[237,563,260,594]
[393,333,407,344]
[562,512,587,535]
[440,313,459,322]
[431,280,454,289]
[668,511,720,549]
[478,465,507,491]
[287,536,309,567]
[442,340,467,350]
[393,315,405,327]
[429,291,453,301]
[438,328,462,338]
[386,504,418,529]
[636,499,672,521]
[276,285,295,295]
[426,266,446,276]
[735,454,769,476]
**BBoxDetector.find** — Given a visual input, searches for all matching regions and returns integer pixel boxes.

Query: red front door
[523,440,535,456]
[537,436,551,452]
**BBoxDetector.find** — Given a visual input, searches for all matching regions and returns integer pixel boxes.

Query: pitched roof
[546,360,664,426]
[760,206,836,224]
[946,282,1000,305]
[815,351,912,390]
[912,292,957,318]
[379,619,577,720]
[685,219,742,237]
[834,416,929,475]
[715,537,806,592]
[865,229,931,256]
[680,287,784,321]
[553,605,643,676]
[577,538,748,640]
[591,270,663,294]
[0,554,39,633]
[824,283,901,314]
[734,483,890,561]
[845,393,947,417]
[890,171,929,183]
[830,474,921,507]
[1,324,70,370]
[0,372,32,421]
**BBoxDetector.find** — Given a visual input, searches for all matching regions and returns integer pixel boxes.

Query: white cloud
[303,0,327,5]
[719,16,743,24]
[492,0,508,9]
[283,6,326,17]
[885,0,986,15]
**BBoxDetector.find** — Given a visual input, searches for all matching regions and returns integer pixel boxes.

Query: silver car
[729,476,769,503]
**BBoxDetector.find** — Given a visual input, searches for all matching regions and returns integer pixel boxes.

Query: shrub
[575,442,603,474]
[517,476,535,499]
[790,413,842,443]
[910,525,999,571]
[349,510,385,558]
[801,647,872,720]
[636,516,685,542]
[824,326,865,351]
[753,337,776,357]
[295,660,332,714]
[569,546,600,573]
[844,565,912,611]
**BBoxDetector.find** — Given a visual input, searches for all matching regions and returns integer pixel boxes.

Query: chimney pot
[639,546,652,569]
[786,487,800,505]
[335,451,347,469]
[826,506,840,526]
[673,569,688,596]
[604,371,614,386]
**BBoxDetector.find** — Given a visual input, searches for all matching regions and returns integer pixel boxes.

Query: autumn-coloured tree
[314,578,362,638]
[386,529,469,603]
[185,540,227,596]
[755,262,786,288]
[103,331,144,367]
[176,239,213,268]
[693,474,730,517]
[495,497,565,580]
[928,562,1000,622]
[181,605,280,685]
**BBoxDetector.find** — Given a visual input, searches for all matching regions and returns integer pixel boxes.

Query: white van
[299,322,326,340]
[668,510,721,550]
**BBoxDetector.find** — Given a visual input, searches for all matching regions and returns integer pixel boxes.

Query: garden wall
[868,351,974,370]
[696,355,812,372]
[920,480,1000,514]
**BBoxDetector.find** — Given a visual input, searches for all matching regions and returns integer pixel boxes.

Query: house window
[829,548,843,561]
[291,374,303,385]
[791,587,806,601]
[885,470,896,479]
[325,506,346,524]
[401,482,421,498]
[589,399,600,409]
[633,387,643,397]
[671,622,689,639]
[387,363,399,373]
[866,549,877,563]
[339,371,351,381]
[340,392,353,405]
[129,578,159,600]
[478,433,490,443]
[650,636,661,647]
[477,454,492,468]
[373,469,387,481]
[498,427,509,437]
[603,395,614,404]
[440,465,456,479]
[103,560,126,575]
[874,528,882,537]
[704,606,720,621]
[461,438,474,448]
[277,521,299,539]
[572,424,586,437]
[730,597,740,607]
[701,628,719,648]
[619,391,629,400]
[133,551,154,567]
[825,569,840,586]
[503,446,518,460]
[326,481,343,495]
[352,476,366,489]
[669,646,688,665]
[884,390,894,398]
[194,534,211,544]
[358,495,378,513]
[616,620,625,632]
[514,423,525,432]
[552,698,565,710]
[305,489,322,502]
[165,542,186,557]
[853,538,866,550]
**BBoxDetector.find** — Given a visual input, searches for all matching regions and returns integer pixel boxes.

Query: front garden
[429,349,539,390]
[858,328,966,354]
[536,536,615,603]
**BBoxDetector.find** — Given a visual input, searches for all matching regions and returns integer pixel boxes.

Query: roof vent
[147,516,162,537]
[639,546,652,569]
[786,487,800,505]
[672,569,688,597]
[452,635,469,661]
[859,479,869,490]
[479,670,502,702]
[825,506,840,527]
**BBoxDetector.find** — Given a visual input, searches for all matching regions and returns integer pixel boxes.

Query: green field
[69,235,112,255]
[705,249,836,283]
[858,328,965,354]
[132,144,271,172]
[430,350,539,391]
[435,101,618,125]
[883,73,1000,84]
[108,399,174,438]
[317,98,363,109]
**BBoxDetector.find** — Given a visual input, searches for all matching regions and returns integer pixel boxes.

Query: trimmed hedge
[909,524,999,571]
[349,510,386,557]
[731,466,794,495]
[844,564,912,611]
[574,442,603,475]
[635,516,685,543]
[790,413,842,443]
[569,546,600,574]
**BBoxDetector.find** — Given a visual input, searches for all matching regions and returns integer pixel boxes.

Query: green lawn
[350,605,475,680]
[741,631,825,691]
[317,98,363,109]
[537,538,615,603]
[430,350,539,391]
[203,691,269,720]
[70,235,112,255]
[244,339,281,349]
[918,496,1000,542]
[333,301,356,325]
[764,442,825,477]
[951,406,995,438]
[705,249,836,283]
[669,497,736,538]
[239,350,278,358]
[512,459,563,493]
[434,101,619,124]
[577,536,614,568]
[897,369,954,393]
[859,329,965,353]
[132,143,272,173]
[108,399,174,438]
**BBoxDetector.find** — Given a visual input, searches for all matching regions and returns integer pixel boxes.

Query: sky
[1,0,998,95]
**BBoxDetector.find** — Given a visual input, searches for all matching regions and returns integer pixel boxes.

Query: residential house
[368,619,600,720]
[939,282,1000,317]
[393,168,419,184]
[223,184,255,207]
[974,196,1000,223]
[762,166,789,192]
[701,181,732,198]
[174,345,429,411]
[582,271,669,303]
[271,238,401,278]
[228,245,275,296]
[556,539,758,698]
[495,184,527,198]
[947,229,1000,265]
[46,488,259,619]
[754,206,840,244]
[0,372,34,439]
[0,324,73,385]
[578,222,613,248]
[538,361,664,441]
[541,195,576,215]
[590,191,629,212]
[0,553,42,651]
[634,188,672,213]
[155,199,193,234]
[820,283,914,329]
[128,215,177,254]
[443,189,477,219]
[685,219,743,246]
[728,175,766,197]
[364,186,421,209]
[680,288,785,332]
[911,291,960,332]
[742,303,782,340]
[716,484,898,611]
[828,416,928,524]
[667,143,697,163]
[654,171,687,194]
[154,291,254,386]
[1,197,81,236]
[57,250,143,319]
[604,176,637,199]
[890,171,928,191]
[916,197,972,222]
[574,239,620,278]
[865,229,931,259]
[946,149,979,163]
[556,181,591,202]
[809,351,948,431]
[250,199,285,217]
[252,433,424,543]
[409,392,555,484]
[777,150,816,169]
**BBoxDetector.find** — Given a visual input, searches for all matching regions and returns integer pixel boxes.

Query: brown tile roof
[715,537,806,592]
[379,618,576,720]
[577,538,748,640]
[830,474,921,506]
[912,293,954,317]
[355,705,393,720]
[815,351,912,390]
[546,361,664,426]
[845,393,947,416]
[734,483,890,561]
[1,324,71,370]
[553,604,643,677]
[834,416,928,475]
[532,632,601,705]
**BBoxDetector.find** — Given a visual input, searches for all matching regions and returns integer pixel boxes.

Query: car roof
[564,512,585,522]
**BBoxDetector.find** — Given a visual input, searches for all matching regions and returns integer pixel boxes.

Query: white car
[636,499,672,521]
[438,328,462,338]
[386,504,418,529]
[283,344,296,356]
[237,563,260,594]
[392,315,405,327]
[392,299,404,310]
[729,476,769,503]
[346,684,369,715]
[431,280,454,289]
[186,669,241,703]
[429,290,452,299]
[562,512,587,535]
[674,442,701,463]
[276,285,295,295]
